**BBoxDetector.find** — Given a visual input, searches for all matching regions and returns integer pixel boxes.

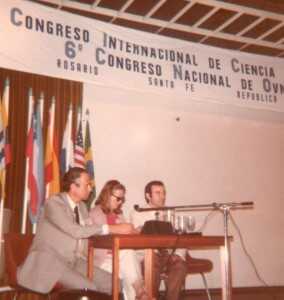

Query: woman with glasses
[89,180,148,300]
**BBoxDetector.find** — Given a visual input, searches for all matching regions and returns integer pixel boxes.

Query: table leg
[144,249,155,300]
[112,238,120,300]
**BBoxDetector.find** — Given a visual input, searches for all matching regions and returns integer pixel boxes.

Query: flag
[45,98,60,197]
[0,78,11,199]
[21,88,34,233]
[84,118,94,179]
[74,117,85,168]
[2,79,11,166]
[60,105,74,175]
[26,102,44,223]
[84,112,96,207]
[2,102,11,167]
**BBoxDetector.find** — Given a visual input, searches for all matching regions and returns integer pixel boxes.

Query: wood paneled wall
[0,67,82,233]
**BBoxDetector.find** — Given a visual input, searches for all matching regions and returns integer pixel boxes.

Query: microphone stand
[214,203,233,300]
[134,201,253,300]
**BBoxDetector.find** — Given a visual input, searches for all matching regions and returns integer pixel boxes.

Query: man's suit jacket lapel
[59,192,77,222]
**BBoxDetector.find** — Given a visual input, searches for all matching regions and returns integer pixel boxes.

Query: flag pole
[76,106,82,133]
[66,103,73,170]
[21,88,33,234]
[82,106,86,148]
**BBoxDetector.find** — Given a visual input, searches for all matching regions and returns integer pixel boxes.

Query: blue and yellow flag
[84,109,95,202]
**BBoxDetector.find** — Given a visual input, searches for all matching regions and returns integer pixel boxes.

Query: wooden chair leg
[12,291,19,300]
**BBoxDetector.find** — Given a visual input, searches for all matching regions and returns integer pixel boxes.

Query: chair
[4,232,59,300]
[185,253,213,300]
[4,233,120,300]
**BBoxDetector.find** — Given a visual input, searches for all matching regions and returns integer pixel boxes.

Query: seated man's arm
[45,199,104,238]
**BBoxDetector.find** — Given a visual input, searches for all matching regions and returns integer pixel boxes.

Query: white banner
[0,0,283,112]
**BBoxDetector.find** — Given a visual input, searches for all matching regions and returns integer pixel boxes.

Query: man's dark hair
[144,180,164,203]
[62,167,88,192]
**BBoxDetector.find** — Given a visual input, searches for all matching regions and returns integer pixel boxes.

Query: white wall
[84,83,284,289]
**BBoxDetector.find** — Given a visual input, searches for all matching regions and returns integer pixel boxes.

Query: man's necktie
[74,206,80,224]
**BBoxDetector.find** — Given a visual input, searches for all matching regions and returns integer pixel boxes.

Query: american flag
[74,120,85,168]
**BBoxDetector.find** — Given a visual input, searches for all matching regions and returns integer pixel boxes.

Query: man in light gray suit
[17,167,136,294]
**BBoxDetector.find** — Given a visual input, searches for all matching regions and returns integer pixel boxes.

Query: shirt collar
[66,193,78,211]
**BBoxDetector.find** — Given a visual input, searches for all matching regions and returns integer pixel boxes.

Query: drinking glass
[174,216,182,234]
[165,210,175,229]
[185,216,196,233]
[175,215,189,234]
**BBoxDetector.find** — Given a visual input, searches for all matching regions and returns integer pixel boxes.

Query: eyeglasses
[111,194,125,202]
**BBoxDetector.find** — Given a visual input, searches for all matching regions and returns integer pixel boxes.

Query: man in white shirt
[130,180,187,300]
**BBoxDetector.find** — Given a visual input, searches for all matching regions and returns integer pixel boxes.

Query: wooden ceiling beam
[35,0,284,54]
[109,0,135,23]
[257,22,284,42]
[213,11,243,32]
[91,0,102,8]
[155,1,194,33]
[191,6,220,28]
[215,0,284,15]
[235,17,266,36]
[187,0,283,21]
[145,0,167,18]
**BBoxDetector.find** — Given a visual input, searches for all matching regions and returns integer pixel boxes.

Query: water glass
[174,215,189,234]
[165,210,175,229]
[175,215,196,233]
[185,216,196,233]
[174,216,181,234]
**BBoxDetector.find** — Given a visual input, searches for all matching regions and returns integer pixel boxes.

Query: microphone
[134,204,140,211]
[133,205,165,212]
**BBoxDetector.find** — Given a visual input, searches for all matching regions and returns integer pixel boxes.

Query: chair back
[186,253,213,274]
[4,233,34,286]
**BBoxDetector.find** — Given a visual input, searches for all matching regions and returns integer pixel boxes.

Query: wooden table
[88,234,232,300]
